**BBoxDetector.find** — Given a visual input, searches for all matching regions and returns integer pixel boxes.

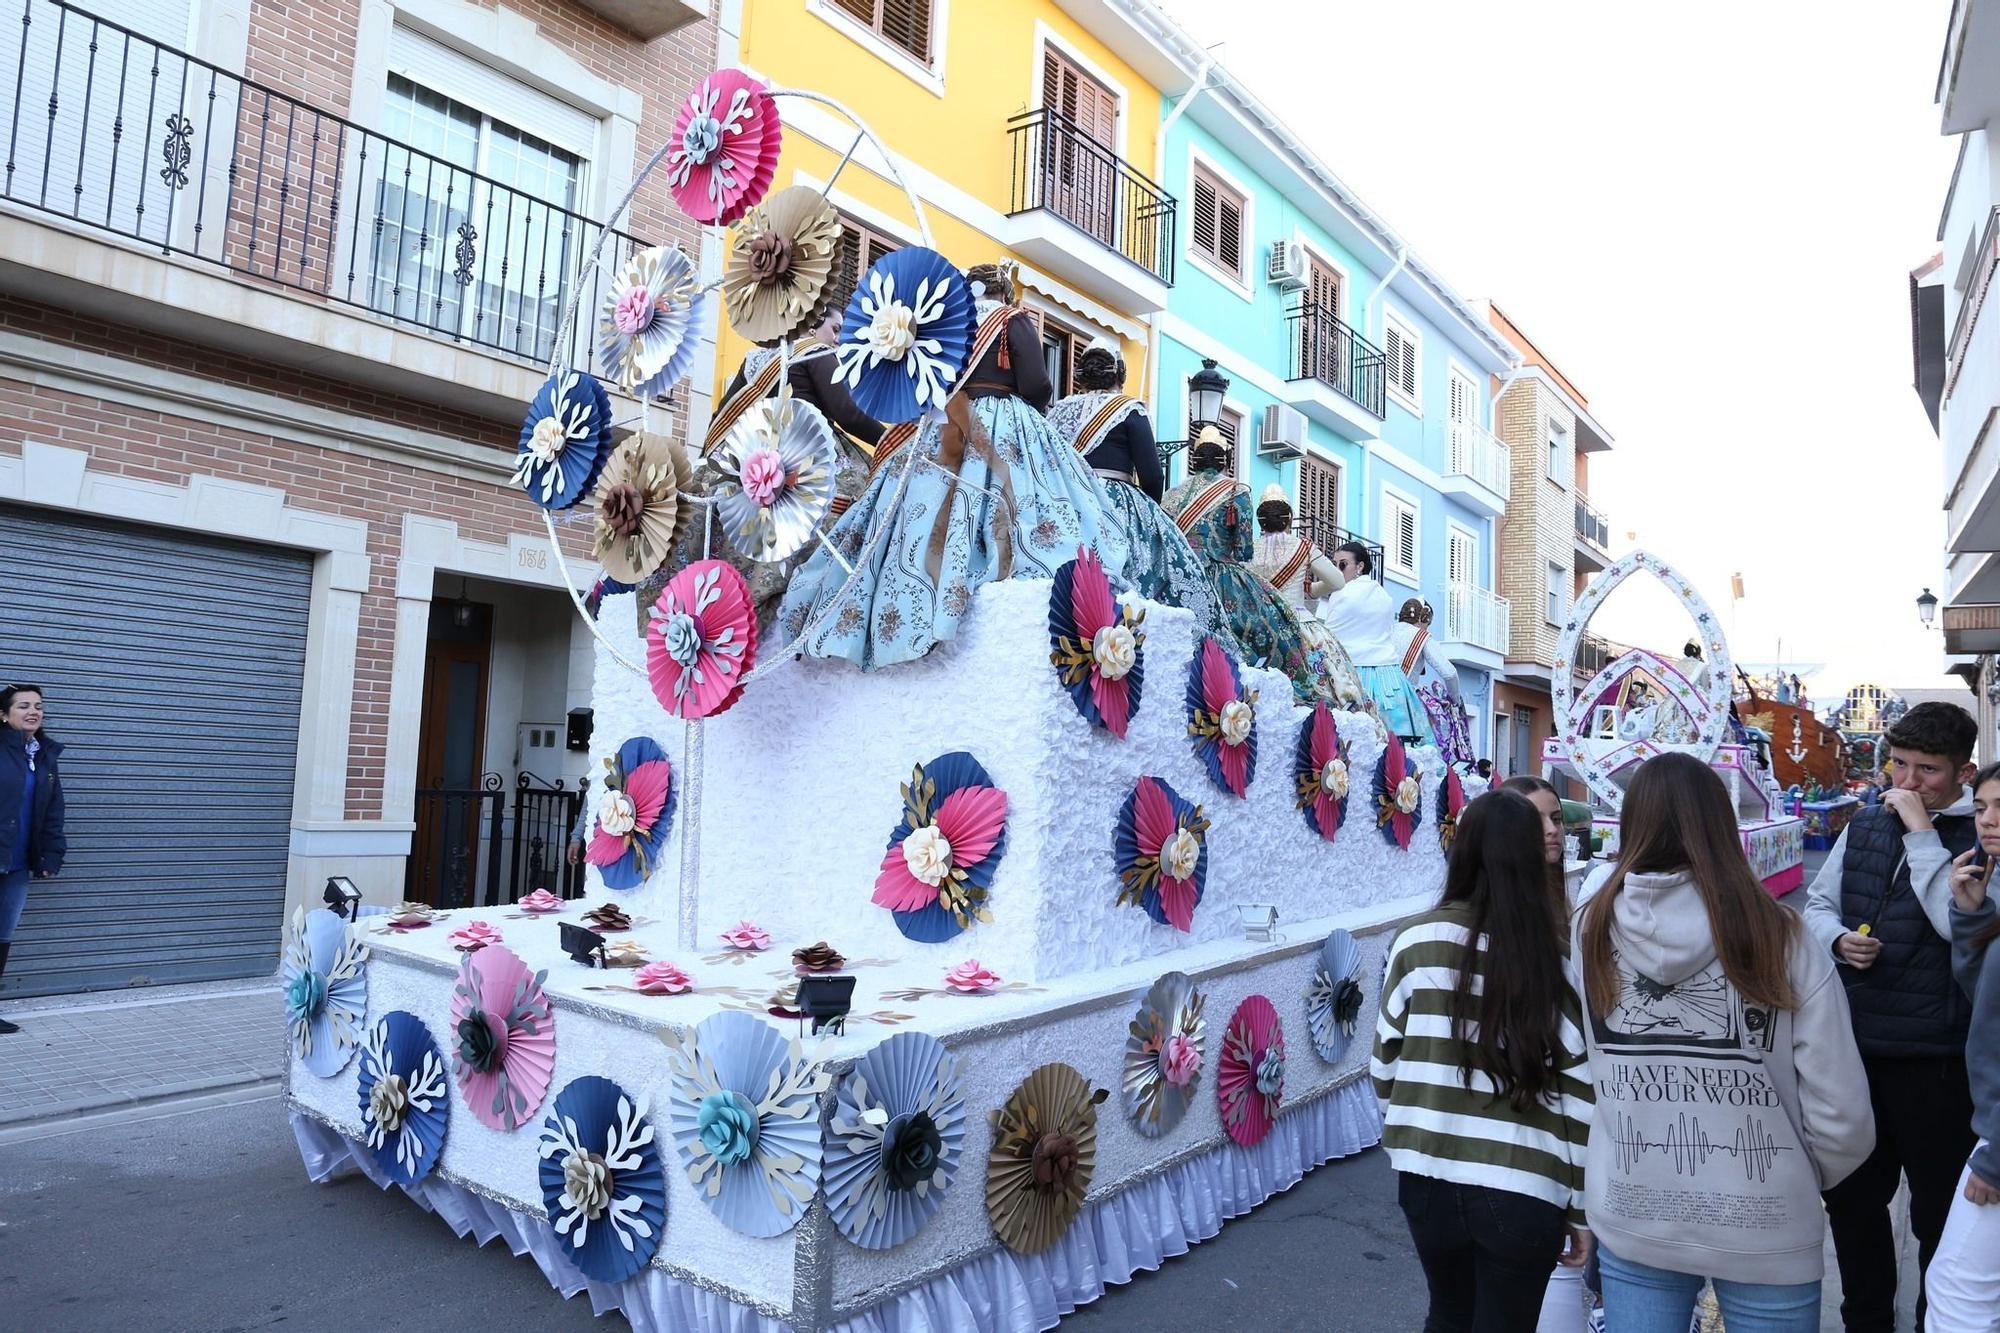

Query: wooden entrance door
[1042,46,1117,245]
[1302,259,1345,385]
[410,598,493,906]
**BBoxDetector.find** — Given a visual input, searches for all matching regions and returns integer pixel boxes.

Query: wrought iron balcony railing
[1286,300,1387,418]
[1297,514,1384,584]
[1006,106,1175,284]
[1,0,648,372]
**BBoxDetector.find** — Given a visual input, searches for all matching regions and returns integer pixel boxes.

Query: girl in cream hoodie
[1573,753,1874,1332]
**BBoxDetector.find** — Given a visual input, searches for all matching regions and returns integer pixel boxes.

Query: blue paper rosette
[1185,635,1258,798]
[279,906,369,1078]
[663,1010,830,1238]
[1305,930,1364,1064]
[1374,733,1423,850]
[1114,776,1211,933]
[870,751,1008,944]
[1048,548,1145,738]
[512,369,613,511]
[357,1010,450,1184]
[585,736,676,892]
[824,1032,967,1250]
[537,1075,667,1283]
[832,247,976,424]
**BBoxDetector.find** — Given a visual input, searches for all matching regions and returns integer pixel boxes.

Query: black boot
[0,943,17,1034]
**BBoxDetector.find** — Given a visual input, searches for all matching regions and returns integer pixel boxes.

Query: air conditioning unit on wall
[1258,403,1308,460]
[1267,238,1309,291]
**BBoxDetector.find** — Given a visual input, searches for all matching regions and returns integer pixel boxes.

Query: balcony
[1946,205,2000,554]
[1441,581,1509,670]
[1004,107,1174,314]
[1575,633,1613,678]
[1441,421,1508,517]
[1297,514,1384,584]
[1574,495,1611,571]
[0,0,649,421]
[1281,300,1386,435]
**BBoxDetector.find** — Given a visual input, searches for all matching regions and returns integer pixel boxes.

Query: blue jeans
[1597,1243,1819,1333]
[0,868,27,942]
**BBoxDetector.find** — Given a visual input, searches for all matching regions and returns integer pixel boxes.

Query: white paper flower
[865,300,917,359]
[901,825,954,888]
[1218,699,1254,746]
[598,790,638,837]
[1092,624,1137,681]
[564,1152,614,1221]
[1394,776,1420,814]
[1321,758,1350,799]
[368,1072,410,1135]
[527,415,567,465]
[1163,827,1201,882]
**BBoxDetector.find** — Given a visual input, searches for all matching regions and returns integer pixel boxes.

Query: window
[831,0,935,66]
[1215,405,1245,473]
[1383,492,1419,581]
[1297,456,1342,531]
[1383,313,1420,410]
[374,75,583,361]
[1040,314,1088,399]
[1191,163,1247,281]
[1039,45,1118,245]
[1546,561,1567,624]
[1447,525,1475,588]
[1546,419,1569,484]
[829,214,902,314]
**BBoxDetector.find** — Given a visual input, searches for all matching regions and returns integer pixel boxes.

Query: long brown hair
[1500,774,1566,899]
[1970,761,2000,950]
[1440,790,1571,1111]
[1579,753,1798,1016]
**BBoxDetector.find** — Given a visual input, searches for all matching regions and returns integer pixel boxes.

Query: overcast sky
[1163,0,1963,701]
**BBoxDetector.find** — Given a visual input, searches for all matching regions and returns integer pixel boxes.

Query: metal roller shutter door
[0,503,310,996]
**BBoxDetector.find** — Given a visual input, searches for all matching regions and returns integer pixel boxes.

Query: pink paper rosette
[719,921,771,951]
[1113,776,1210,933]
[871,751,1008,944]
[1186,634,1258,798]
[1295,702,1349,843]
[647,560,757,720]
[943,959,1001,993]
[449,920,503,952]
[632,961,694,995]
[449,944,556,1132]
[1048,547,1146,739]
[517,888,564,914]
[1374,734,1422,850]
[666,69,780,226]
[1436,767,1467,854]
[585,737,675,891]
[1217,995,1284,1147]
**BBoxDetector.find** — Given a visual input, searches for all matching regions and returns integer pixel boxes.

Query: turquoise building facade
[1152,79,1518,757]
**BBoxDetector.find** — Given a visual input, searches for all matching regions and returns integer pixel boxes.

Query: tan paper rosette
[723,185,842,345]
[984,1062,1107,1255]
[592,431,695,585]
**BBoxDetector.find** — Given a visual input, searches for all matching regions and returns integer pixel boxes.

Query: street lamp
[1918,587,1938,629]
[1187,359,1230,431]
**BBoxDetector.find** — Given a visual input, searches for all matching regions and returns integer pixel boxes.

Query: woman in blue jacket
[1,683,65,1035]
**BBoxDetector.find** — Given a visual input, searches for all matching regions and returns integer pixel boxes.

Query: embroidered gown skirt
[1098,479,1228,639]
[777,394,1128,669]
[1354,664,1434,742]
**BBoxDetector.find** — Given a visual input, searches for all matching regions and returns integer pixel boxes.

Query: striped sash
[1273,536,1314,592]
[702,339,814,456]
[869,305,1021,474]
[1072,394,1141,460]
[1174,477,1240,537]
[1401,626,1429,679]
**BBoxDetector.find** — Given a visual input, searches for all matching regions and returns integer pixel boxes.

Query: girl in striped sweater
[1374,789,1594,1331]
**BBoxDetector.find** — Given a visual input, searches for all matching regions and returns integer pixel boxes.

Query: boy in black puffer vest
[1805,701,1979,1332]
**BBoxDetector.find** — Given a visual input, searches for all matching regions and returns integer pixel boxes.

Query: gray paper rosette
[1306,929,1364,1064]
[710,393,839,565]
[824,1032,967,1250]
[1122,971,1207,1139]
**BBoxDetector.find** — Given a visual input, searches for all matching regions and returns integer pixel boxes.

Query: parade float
[1539,550,1805,896]
[279,73,1447,1332]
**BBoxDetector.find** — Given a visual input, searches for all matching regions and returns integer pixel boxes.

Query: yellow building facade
[717,0,1188,409]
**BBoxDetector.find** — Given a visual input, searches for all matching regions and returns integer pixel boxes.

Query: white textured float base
[589,578,1450,982]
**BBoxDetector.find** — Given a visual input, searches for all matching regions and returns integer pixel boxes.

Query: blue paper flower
[357,1011,450,1185]
[832,248,976,425]
[870,751,1008,944]
[512,370,612,511]
[278,906,369,1078]
[586,736,676,892]
[824,1032,967,1250]
[698,1090,758,1166]
[537,1075,667,1283]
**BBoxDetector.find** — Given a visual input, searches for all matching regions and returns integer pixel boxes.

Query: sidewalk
[0,978,281,1143]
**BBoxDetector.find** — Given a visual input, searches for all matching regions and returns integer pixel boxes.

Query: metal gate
[407,773,584,907]
[0,502,310,995]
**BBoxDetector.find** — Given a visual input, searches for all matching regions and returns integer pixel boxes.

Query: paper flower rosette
[632,961,693,995]
[280,906,370,1077]
[832,247,976,425]
[518,888,564,914]
[646,560,757,720]
[585,737,676,891]
[666,69,780,226]
[591,432,695,585]
[1306,930,1365,1064]
[600,244,708,398]
[723,185,841,344]
[943,960,1001,993]
[1186,634,1258,797]
[825,1032,967,1250]
[357,1010,449,1185]
[719,921,771,951]
[871,751,1008,944]
[710,391,840,565]
[512,369,613,511]
[450,943,556,1132]
[1295,701,1350,843]
[449,920,503,952]
[1218,995,1284,1147]
[1122,971,1207,1139]
[663,1010,830,1238]
[537,1075,667,1283]
[985,1063,1107,1256]
[1374,734,1423,850]
[1115,776,1210,933]
[1049,547,1146,739]
[1436,767,1468,854]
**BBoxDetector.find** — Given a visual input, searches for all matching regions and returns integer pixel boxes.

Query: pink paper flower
[740,446,786,507]
[613,285,655,335]
[943,959,1002,993]
[449,920,503,952]
[518,889,564,914]
[632,961,693,995]
[718,921,771,951]
[1160,1033,1201,1087]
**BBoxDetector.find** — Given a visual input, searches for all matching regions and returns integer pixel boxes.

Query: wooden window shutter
[879,0,932,63]
[1310,261,1341,318]
[1449,370,1471,424]
[1299,458,1340,528]
[1448,529,1472,585]
[1217,191,1242,275]
[834,0,873,23]
[1192,170,1219,260]
[1394,502,1418,572]
[1044,46,1115,144]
